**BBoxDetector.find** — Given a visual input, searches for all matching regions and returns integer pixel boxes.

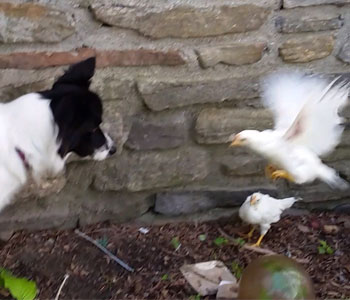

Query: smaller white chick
[239,192,300,247]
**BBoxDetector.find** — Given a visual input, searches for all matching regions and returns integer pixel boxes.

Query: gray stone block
[79,191,154,226]
[138,76,261,111]
[283,0,350,8]
[276,7,343,33]
[220,154,266,176]
[91,3,269,38]
[196,43,266,68]
[0,2,75,43]
[155,188,278,216]
[93,147,210,192]
[126,112,187,150]
[195,108,273,144]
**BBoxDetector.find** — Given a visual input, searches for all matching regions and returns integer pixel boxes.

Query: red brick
[0,48,95,69]
[0,48,185,69]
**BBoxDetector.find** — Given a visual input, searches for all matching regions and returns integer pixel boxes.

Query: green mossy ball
[238,255,315,300]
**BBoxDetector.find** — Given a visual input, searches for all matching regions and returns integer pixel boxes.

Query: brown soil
[1,212,350,299]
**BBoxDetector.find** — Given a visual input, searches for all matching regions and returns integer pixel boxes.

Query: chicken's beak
[230,134,242,147]
[249,195,257,206]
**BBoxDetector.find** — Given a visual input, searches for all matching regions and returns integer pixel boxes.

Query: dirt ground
[1,212,350,299]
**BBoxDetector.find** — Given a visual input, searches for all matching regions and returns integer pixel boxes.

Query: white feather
[239,192,299,236]
[262,72,349,156]
[261,72,325,133]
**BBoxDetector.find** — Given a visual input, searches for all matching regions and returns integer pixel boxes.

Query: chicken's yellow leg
[271,170,295,182]
[247,226,255,239]
[264,164,277,179]
[238,226,255,239]
[251,234,265,247]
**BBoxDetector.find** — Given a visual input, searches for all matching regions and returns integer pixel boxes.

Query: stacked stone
[1,0,350,236]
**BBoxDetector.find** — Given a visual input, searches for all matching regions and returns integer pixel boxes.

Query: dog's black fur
[39,57,115,158]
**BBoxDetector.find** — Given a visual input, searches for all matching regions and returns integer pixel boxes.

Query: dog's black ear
[53,57,96,88]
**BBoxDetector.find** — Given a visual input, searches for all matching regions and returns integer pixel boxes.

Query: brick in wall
[0,48,185,69]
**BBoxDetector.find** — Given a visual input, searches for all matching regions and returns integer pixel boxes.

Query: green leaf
[161,274,169,281]
[97,236,109,248]
[171,237,181,250]
[318,246,326,254]
[318,240,334,255]
[319,240,327,247]
[234,237,246,247]
[198,234,206,242]
[231,261,243,280]
[0,269,37,300]
[213,237,228,246]
[326,246,334,255]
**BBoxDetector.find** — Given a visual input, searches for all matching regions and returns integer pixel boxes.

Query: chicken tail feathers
[319,165,350,190]
[324,174,349,190]
[279,197,299,210]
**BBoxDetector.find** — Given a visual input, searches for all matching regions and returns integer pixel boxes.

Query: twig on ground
[218,227,308,263]
[74,229,134,272]
[330,280,350,290]
[54,274,69,300]
[218,227,276,254]
[293,257,310,264]
[160,247,187,258]
[242,244,277,255]
[217,227,240,245]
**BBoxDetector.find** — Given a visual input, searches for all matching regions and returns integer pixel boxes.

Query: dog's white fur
[0,93,111,212]
[0,93,62,211]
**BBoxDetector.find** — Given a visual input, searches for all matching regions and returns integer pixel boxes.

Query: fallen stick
[218,227,275,254]
[242,244,277,255]
[74,229,134,272]
[160,247,187,258]
[218,227,309,263]
[54,274,69,300]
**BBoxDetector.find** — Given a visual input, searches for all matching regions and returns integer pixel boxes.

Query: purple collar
[15,147,30,170]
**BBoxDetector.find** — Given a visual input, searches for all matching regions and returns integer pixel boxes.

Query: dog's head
[40,57,116,161]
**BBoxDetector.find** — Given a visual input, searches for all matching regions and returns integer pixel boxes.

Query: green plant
[97,236,109,248]
[213,236,228,246]
[161,274,169,281]
[0,268,37,300]
[198,234,206,242]
[231,261,243,280]
[234,237,246,247]
[318,240,334,255]
[171,237,181,250]
[189,293,201,300]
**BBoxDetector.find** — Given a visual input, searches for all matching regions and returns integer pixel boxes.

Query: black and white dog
[0,57,115,212]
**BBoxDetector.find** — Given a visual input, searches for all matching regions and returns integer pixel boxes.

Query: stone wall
[2,0,350,236]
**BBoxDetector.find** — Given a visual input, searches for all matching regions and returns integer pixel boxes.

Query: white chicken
[239,192,299,247]
[230,72,350,189]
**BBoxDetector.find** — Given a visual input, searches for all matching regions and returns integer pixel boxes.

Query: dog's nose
[109,145,116,155]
